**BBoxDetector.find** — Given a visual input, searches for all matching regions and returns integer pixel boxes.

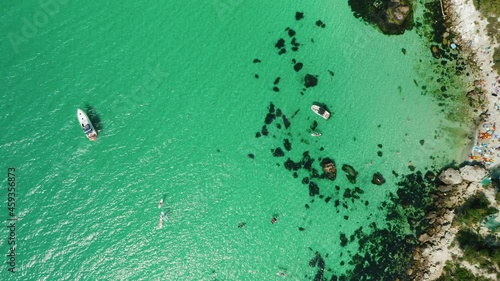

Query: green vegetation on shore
[437,261,492,281]
[473,0,500,73]
[457,229,500,274]
[444,191,500,279]
[473,0,500,17]
[493,48,500,73]
[454,192,498,227]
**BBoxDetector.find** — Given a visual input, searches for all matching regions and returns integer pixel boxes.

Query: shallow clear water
[1,1,469,280]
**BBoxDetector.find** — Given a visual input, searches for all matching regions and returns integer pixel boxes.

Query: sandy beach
[445,0,500,168]
[421,0,500,279]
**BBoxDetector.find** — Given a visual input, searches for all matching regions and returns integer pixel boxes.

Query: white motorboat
[77,109,97,141]
[311,105,330,120]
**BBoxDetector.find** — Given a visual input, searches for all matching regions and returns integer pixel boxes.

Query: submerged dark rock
[309,182,320,196]
[269,103,275,113]
[309,252,320,267]
[272,147,285,157]
[340,233,348,247]
[431,45,441,59]
[275,38,285,49]
[294,62,303,72]
[315,20,326,28]
[424,170,435,180]
[276,108,282,117]
[295,11,304,21]
[282,115,291,129]
[284,158,301,171]
[302,152,314,171]
[342,164,359,184]
[311,120,318,131]
[283,139,292,151]
[304,74,318,88]
[265,113,275,125]
[261,125,268,136]
[343,188,352,199]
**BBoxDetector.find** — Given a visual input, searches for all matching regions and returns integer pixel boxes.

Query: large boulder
[321,158,337,181]
[347,0,414,35]
[459,165,487,182]
[438,168,462,185]
[418,233,431,244]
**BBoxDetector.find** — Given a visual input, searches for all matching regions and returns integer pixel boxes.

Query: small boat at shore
[311,105,330,120]
[77,109,97,141]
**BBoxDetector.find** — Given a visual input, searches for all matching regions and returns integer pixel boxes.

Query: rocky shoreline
[410,165,497,280]
[410,0,500,279]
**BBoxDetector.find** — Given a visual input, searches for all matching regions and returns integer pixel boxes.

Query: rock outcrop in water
[371,172,386,185]
[438,168,463,185]
[321,158,337,180]
[342,164,359,184]
[347,0,414,35]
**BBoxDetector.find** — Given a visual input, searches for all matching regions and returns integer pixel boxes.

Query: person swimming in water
[271,217,277,224]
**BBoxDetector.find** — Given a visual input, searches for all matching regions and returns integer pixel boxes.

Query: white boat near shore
[311,105,330,120]
[77,109,97,141]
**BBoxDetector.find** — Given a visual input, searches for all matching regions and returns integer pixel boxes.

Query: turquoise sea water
[1,1,471,280]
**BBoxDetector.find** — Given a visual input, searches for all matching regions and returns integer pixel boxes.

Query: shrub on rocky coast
[473,0,500,18]
[493,47,500,73]
[437,261,492,281]
[454,192,498,227]
[457,229,500,274]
